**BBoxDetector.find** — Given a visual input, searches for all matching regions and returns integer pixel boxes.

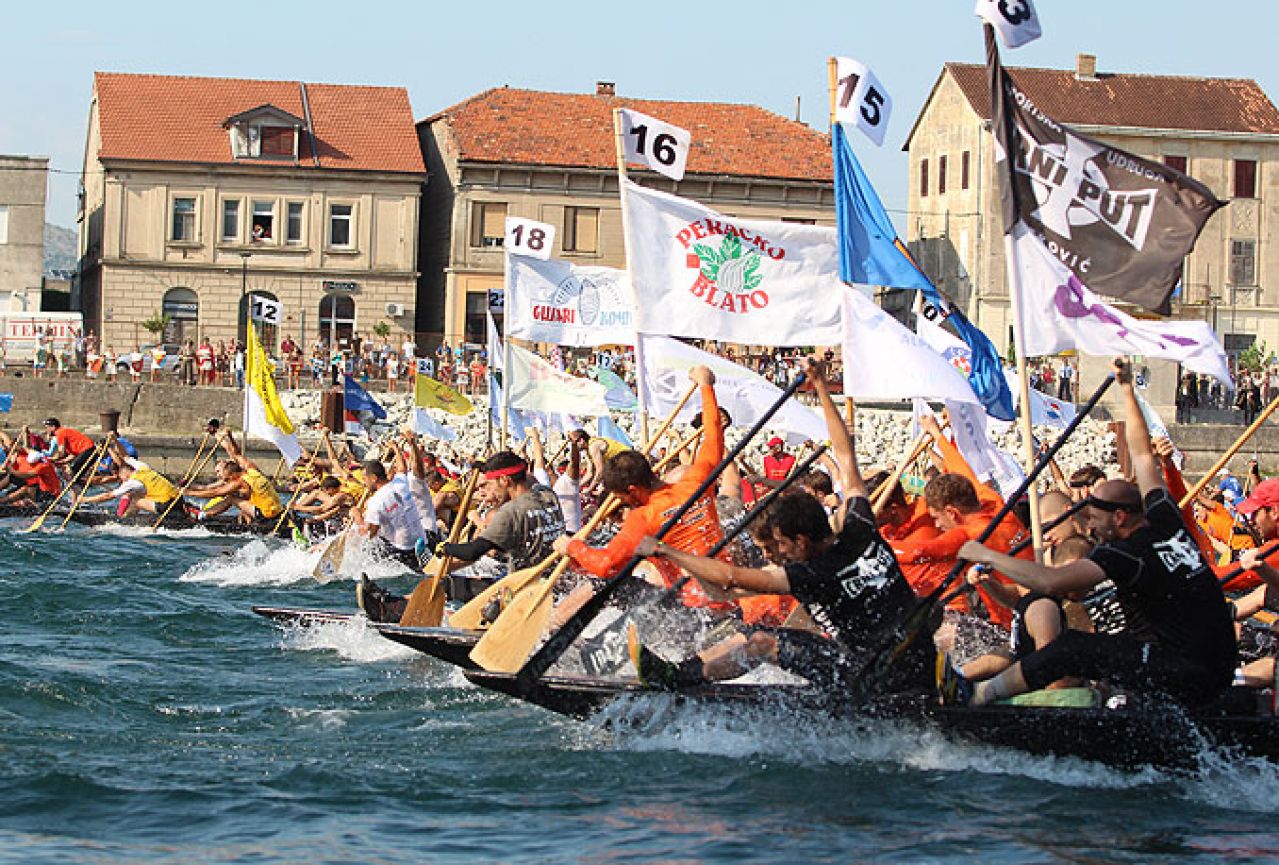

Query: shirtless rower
[952,359,1237,708]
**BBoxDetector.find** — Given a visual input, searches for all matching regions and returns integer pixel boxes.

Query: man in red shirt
[44,417,98,478]
[2,444,63,506]
[754,437,797,489]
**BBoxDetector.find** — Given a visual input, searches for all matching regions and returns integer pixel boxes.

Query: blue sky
[4,1,1276,228]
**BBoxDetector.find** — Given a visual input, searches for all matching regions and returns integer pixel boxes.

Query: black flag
[986,27,1224,315]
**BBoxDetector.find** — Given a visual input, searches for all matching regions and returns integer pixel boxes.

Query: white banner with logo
[623,179,842,346]
[505,256,636,347]
[506,343,610,417]
[637,334,826,445]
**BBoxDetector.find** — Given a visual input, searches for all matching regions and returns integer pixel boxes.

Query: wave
[276,616,418,664]
[179,535,411,588]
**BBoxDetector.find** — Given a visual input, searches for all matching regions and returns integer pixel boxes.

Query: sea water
[1,522,1277,864]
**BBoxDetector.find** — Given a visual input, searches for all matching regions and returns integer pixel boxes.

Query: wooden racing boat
[462,669,1279,772]
[252,605,482,669]
[0,504,295,537]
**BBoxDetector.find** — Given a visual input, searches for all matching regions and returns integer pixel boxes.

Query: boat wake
[581,697,1279,807]
[179,536,411,588]
[277,616,418,663]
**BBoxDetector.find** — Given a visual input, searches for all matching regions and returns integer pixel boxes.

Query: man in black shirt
[630,357,929,693]
[957,359,1236,707]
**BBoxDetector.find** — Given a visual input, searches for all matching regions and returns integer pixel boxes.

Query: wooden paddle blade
[399,569,447,628]
[312,533,348,583]
[20,515,45,534]
[468,579,556,673]
[447,559,554,631]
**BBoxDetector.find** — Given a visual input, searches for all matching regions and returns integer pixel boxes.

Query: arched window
[239,290,280,353]
[319,293,356,350]
[162,287,199,346]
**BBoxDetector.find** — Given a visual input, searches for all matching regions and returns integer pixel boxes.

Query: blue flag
[343,375,387,420]
[832,123,1014,422]
[0,393,11,413]
[591,366,638,412]
[595,415,634,449]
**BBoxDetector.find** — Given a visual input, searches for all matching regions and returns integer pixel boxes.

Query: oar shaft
[59,437,113,529]
[1180,391,1279,508]
[518,372,809,689]
[872,432,933,516]
[153,438,222,529]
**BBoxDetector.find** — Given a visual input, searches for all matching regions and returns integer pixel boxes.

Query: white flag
[842,289,980,405]
[623,179,843,346]
[975,0,1042,48]
[619,109,691,182]
[243,323,301,465]
[504,216,556,260]
[505,256,636,347]
[1011,225,1232,387]
[913,290,984,386]
[833,57,893,147]
[412,408,457,442]
[506,343,610,417]
[1001,370,1078,430]
[637,334,826,445]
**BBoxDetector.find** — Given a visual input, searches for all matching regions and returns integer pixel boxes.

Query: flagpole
[1003,231,1046,561]
[612,107,651,445]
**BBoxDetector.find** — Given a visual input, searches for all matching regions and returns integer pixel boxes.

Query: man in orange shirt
[2,443,63,506]
[44,417,98,478]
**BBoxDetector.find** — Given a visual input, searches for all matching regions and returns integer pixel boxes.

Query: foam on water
[278,617,418,663]
[93,523,220,540]
[580,697,1279,801]
[178,534,414,588]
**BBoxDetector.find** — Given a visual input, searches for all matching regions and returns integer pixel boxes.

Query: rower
[80,435,181,517]
[185,430,284,524]
[627,358,931,695]
[951,358,1237,708]
[42,417,99,478]
[292,475,355,528]
[1224,480,1279,688]
[352,458,428,571]
[1,441,62,507]
[357,450,565,621]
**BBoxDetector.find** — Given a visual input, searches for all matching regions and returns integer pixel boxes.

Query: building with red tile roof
[902,54,1279,363]
[79,72,427,370]
[417,83,836,346]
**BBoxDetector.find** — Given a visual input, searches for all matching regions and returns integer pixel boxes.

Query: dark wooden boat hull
[463,670,1279,771]
[252,606,481,669]
[1,505,292,537]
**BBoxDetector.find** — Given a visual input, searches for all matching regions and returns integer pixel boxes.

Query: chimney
[596,81,616,97]
[1075,53,1098,81]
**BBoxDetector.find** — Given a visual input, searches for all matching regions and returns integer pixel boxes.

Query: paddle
[272,433,327,536]
[1179,391,1279,507]
[59,436,114,530]
[397,468,481,626]
[313,486,372,583]
[153,432,223,530]
[448,425,704,632]
[467,427,710,671]
[22,438,108,533]
[872,432,933,517]
[854,372,1116,688]
[178,431,210,486]
[514,372,809,692]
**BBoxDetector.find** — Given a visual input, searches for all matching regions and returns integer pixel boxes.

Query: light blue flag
[0,393,12,413]
[833,122,1014,422]
[591,366,638,412]
[412,408,457,442]
[595,415,634,449]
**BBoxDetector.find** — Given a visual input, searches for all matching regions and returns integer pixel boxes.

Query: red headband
[484,462,527,480]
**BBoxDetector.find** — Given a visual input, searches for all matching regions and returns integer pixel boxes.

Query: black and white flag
[987,27,1223,315]
[986,27,1231,385]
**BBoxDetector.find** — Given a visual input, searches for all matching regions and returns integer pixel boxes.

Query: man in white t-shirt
[355,459,426,570]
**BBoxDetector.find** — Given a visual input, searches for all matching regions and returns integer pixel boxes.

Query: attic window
[228,117,300,160]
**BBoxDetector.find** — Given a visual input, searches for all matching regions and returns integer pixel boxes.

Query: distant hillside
[44,223,77,278]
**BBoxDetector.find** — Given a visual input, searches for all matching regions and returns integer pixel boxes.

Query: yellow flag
[414,373,473,416]
[247,324,294,433]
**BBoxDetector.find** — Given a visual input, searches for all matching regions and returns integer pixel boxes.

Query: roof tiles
[945,63,1279,135]
[94,72,425,174]
[427,87,833,182]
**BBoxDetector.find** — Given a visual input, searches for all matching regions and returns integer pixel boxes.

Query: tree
[1238,339,1273,374]
[372,320,392,340]
[141,311,171,339]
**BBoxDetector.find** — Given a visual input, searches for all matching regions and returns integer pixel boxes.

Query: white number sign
[834,57,893,147]
[250,294,282,325]
[619,108,691,182]
[975,0,1042,48]
[505,217,556,260]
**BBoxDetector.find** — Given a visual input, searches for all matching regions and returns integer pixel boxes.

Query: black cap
[43,417,60,428]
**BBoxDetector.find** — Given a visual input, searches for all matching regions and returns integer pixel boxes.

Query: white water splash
[177,534,413,588]
[92,523,221,540]
[279,616,418,663]
[284,707,354,731]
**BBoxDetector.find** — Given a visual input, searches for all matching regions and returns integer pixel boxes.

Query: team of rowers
[2,355,1275,711]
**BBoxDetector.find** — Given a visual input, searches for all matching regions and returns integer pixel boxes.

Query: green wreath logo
[694,234,763,295]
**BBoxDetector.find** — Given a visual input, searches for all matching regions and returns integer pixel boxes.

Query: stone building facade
[416,83,837,349]
[0,155,48,313]
[78,73,426,355]
[903,54,1279,360]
